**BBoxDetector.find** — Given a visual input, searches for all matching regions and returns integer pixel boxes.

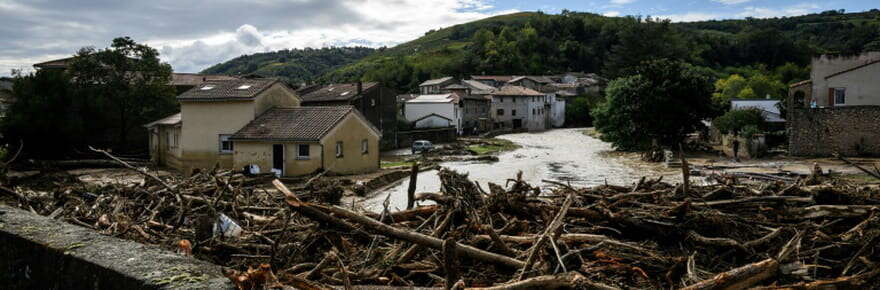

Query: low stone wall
[0,205,231,289]
[789,106,880,156]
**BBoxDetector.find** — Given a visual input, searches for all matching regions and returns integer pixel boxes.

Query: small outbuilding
[230,106,381,177]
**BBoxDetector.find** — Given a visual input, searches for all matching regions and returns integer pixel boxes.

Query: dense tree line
[201,47,376,86]
[322,10,879,93]
[2,37,177,159]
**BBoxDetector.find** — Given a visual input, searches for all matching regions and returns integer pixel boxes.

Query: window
[219,135,233,153]
[297,144,310,160]
[834,88,846,105]
[236,84,252,90]
[371,98,376,107]
[532,108,536,115]
[361,139,369,154]
[512,109,517,116]
[336,141,343,158]
[512,97,516,103]
[497,109,504,116]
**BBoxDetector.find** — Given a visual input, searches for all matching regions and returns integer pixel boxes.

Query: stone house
[489,85,548,131]
[230,106,380,176]
[419,77,458,94]
[146,78,302,174]
[506,76,553,90]
[297,82,397,149]
[787,52,880,156]
[470,75,515,88]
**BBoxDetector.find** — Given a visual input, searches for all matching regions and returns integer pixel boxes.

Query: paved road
[357,128,646,212]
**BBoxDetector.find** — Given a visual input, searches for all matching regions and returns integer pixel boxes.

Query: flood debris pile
[3,159,880,289]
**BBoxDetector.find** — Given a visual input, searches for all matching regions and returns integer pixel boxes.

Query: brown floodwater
[354,128,672,212]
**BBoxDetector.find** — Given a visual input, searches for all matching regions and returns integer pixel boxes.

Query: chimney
[357,81,363,96]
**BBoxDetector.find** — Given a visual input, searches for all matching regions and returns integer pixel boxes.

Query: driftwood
[682,258,779,290]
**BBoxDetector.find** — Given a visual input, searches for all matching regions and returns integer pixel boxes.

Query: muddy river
[355,128,669,212]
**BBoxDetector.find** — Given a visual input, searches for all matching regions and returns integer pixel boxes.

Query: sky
[0,0,876,76]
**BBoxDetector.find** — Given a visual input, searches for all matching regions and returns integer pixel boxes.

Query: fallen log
[273,180,369,238]
[365,205,439,222]
[319,205,526,268]
[751,268,880,290]
[788,205,878,219]
[682,258,779,290]
[465,271,617,290]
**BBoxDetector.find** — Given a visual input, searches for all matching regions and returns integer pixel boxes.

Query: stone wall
[788,106,880,156]
[0,205,230,289]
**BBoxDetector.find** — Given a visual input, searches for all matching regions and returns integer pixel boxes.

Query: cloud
[609,0,635,4]
[713,0,751,5]
[737,3,821,18]
[656,12,722,22]
[603,11,621,17]
[0,0,512,75]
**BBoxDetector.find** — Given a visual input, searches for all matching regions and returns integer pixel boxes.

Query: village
[2,3,880,290]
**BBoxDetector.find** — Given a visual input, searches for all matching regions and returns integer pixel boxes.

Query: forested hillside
[200,47,375,85]
[319,9,880,93]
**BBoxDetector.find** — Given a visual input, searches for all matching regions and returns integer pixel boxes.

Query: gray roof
[443,84,469,90]
[491,85,545,96]
[462,80,496,95]
[298,82,377,103]
[420,77,455,86]
[144,113,181,128]
[177,78,279,101]
[230,106,378,141]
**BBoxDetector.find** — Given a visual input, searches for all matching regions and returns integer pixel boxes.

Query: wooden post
[679,144,690,195]
[407,162,420,209]
[443,237,459,290]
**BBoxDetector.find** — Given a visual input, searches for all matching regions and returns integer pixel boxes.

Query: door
[513,119,522,129]
[272,144,284,174]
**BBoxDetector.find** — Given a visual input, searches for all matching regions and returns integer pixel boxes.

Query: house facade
[298,82,397,149]
[149,78,302,174]
[419,77,458,94]
[230,106,380,176]
[489,85,547,131]
[787,52,880,156]
[405,94,462,133]
[804,52,880,107]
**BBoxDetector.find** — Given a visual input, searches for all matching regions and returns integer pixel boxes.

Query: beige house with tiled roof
[147,78,302,174]
[231,106,380,176]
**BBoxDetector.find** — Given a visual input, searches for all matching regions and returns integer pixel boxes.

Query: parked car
[412,140,434,154]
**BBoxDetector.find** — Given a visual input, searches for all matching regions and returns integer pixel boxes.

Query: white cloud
[603,11,621,17]
[713,0,752,5]
[737,3,821,18]
[610,0,635,4]
[0,0,514,75]
[656,12,722,22]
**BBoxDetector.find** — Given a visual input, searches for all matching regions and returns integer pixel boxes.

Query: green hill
[320,9,880,92]
[200,46,375,85]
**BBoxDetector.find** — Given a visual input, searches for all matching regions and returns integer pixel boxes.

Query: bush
[713,108,765,135]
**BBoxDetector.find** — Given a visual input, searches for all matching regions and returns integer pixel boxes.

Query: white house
[730,99,785,123]
[405,94,463,134]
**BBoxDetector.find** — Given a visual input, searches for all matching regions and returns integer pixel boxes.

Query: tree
[68,37,176,151]
[712,108,765,135]
[592,59,713,150]
[712,73,786,106]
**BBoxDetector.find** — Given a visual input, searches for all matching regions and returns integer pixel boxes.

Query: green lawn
[467,139,520,155]
[381,160,415,169]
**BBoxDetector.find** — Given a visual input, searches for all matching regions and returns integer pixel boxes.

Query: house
[396,93,419,115]
[470,75,515,88]
[405,94,462,133]
[787,52,880,156]
[146,78,301,174]
[793,52,880,107]
[489,85,548,131]
[419,77,458,94]
[461,80,496,97]
[730,99,785,123]
[507,76,553,90]
[297,82,397,149]
[230,106,380,176]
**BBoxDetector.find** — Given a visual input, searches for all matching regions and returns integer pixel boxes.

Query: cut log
[682,258,778,290]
